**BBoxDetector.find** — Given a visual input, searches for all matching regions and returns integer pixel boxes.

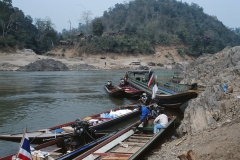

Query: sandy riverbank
[0,46,194,71]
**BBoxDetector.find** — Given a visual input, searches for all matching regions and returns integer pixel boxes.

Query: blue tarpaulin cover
[51,128,63,133]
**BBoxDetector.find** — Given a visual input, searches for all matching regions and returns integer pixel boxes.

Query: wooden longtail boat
[125,70,198,108]
[104,82,124,97]
[74,116,177,160]
[119,83,143,98]
[0,131,118,160]
[0,103,140,144]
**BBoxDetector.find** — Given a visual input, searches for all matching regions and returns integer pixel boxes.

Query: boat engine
[107,81,112,86]
[148,104,165,118]
[120,79,125,86]
[66,118,96,150]
[139,93,151,105]
[72,118,90,136]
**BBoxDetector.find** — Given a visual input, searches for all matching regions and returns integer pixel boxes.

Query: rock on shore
[179,46,240,136]
[17,59,69,71]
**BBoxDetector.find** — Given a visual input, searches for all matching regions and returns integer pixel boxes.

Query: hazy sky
[12,0,240,32]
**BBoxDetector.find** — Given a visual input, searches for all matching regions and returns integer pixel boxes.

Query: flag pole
[17,127,26,157]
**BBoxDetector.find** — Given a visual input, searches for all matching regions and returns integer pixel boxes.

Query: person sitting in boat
[137,104,151,124]
[153,107,168,135]
[124,72,128,80]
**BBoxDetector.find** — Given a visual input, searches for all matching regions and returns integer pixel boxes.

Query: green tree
[92,18,103,36]
[235,27,240,36]
[35,17,58,53]
[0,0,13,37]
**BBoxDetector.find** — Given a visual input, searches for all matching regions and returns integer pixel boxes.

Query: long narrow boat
[0,103,140,144]
[118,81,143,98]
[74,116,177,160]
[0,131,118,160]
[104,83,124,97]
[125,70,198,108]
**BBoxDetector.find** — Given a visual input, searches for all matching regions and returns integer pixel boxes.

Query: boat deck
[75,117,176,160]
[93,124,155,160]
[94,133,154,160]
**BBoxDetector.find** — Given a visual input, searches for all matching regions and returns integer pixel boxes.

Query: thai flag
[148,71,154,88]
[17,130,32,160]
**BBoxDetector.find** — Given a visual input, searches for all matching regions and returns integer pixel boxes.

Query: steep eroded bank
[149,46,240,160]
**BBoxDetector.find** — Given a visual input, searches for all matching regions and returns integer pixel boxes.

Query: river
[0,70,138,157]
[0,70,183,157]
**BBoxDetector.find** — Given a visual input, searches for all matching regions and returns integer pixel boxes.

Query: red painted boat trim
[92,153,131,157]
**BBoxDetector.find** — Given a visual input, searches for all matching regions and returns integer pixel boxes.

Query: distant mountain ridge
[78,0,240,55]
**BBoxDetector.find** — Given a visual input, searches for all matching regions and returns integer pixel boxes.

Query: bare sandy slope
[148,119,240,160]
[0,46,194,71]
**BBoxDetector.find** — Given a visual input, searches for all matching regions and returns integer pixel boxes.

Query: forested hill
[1,0,240,56]
[86,0,240,55]
[0,0,58,54]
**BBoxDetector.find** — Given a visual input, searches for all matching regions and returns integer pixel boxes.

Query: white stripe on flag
[148,74,154,88]
[18,148,32,159]
[152,84,158,99]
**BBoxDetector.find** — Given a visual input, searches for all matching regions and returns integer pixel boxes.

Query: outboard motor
[148,104,165,118]
[140,93,148,104]
[107,81,112,86]
[72,118,90,137]
[120,79,125,86]
[67,119,95,150]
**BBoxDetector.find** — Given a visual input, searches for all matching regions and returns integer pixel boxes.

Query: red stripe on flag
[148,74,154,88]
[18,153,32,160]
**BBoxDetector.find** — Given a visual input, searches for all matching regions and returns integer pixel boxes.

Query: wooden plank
[133,134,153,137]
[130,136,152,139]
[126,139,148,143]
[82,129,135,160]
[92,153,130,157]
[111,146,132,153]
[111,146,141,154]
[130,146,141,154]
[102,157,128,160]
[123,142,145,146]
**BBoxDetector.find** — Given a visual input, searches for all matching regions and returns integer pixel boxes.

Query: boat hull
[0,103,140,144]
[74,116,177,160]
[0,132,118,160]
[104,85,124,97]
[129,81,198,108]
[0,131,71,144]
[119,84,143,98]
